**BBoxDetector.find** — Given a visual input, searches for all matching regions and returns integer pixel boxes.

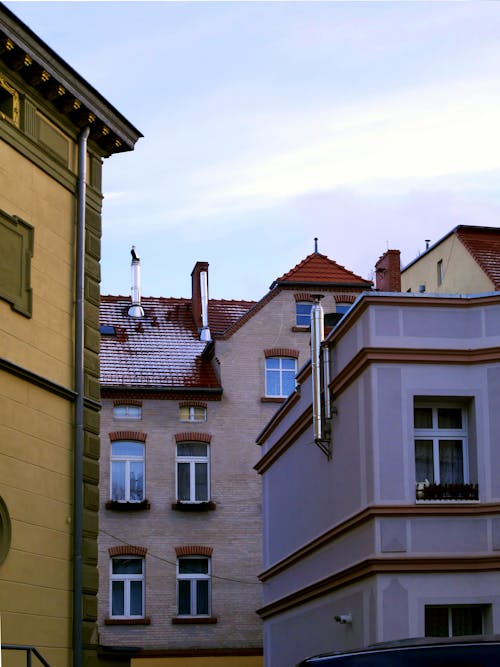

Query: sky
[5,1,500,300]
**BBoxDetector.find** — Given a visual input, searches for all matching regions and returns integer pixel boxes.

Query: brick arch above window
[179,400,207,409]
[294,292,315,302]
[175,432,212,444]
[109,431,147,442]
[333,294,357,304]
[113,399,142,407]
[264,348,299,359]
[175,545,213,557]
[109,545,147,557]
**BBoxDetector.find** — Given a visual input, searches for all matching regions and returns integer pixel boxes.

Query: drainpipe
[74,126,89,667]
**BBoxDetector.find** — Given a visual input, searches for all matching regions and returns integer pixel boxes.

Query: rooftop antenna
[314,237,318,254]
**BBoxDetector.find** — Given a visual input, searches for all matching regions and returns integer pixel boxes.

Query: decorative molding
[113,398,142,407]
[109,545,147,557]
[109,431,146,442]
[259,503,500,583]
[175,431,211,444]
[179,400,207,409]
[264,347,299,359]
[258,554,500,620]
[0,356,76,401]
[175,545,213,557]
[0,208,33,316]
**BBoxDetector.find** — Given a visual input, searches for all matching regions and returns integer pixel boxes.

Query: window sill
[291,326,310,332]
[105,500,151,511]
[416,499,480,504]
[261,397,286,404]
[172,616,217,625]
[171,501,216,512]
[105,617,151,626]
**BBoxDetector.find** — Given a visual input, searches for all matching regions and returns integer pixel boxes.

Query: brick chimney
[375,249,401,292]
[191,261,211,340]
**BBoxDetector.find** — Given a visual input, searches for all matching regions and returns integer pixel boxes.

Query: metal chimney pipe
[128,246,145,317]
[311,294,324,442]
[199,270,211,341]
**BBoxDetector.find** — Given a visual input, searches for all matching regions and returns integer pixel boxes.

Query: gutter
[74,125,89,667]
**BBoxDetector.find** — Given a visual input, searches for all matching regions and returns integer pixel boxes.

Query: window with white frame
[176,442,209,502]
[179,405,207,422]
[110,556,144,618]
[111,441,145,502]
[296,302,312,327]
[177,556,211,616]
[425,605,484,637]
[414,404,469,487]
[113,404,142,420]
[265,357,297,398]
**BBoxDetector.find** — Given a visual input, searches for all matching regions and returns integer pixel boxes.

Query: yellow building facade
[0,6,141,666]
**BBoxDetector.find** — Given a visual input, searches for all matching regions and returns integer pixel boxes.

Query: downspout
[74,126,89,667]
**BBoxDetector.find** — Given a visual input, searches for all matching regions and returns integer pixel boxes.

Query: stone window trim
[175,432,211,444]
[264,348,299,359]
[109,545,148,558]
[175,545,213,557]
[113,399,142,407]
[179,400,208,409]
[109,431,147,442]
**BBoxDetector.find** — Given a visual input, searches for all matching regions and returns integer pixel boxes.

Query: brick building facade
[98,249,372,666]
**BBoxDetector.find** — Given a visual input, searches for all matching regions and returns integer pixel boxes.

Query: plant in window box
[417,483,479,501]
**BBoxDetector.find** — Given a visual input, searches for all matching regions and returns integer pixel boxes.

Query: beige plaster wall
[0,369,73,667]
[401,235,494,294]
[0,139,75,389]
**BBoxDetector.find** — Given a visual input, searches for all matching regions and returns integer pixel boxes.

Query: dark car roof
[298,636,500,666]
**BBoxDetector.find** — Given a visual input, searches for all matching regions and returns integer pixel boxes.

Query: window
[111,441,144,502]
[0,75,19,125]
[180,405,207,422]
[265,357,297,397]
[110,556,144,618]
[177,556,211,616]
[176,442,209,502]
[425,605,484,637]
[296,302,312,327]
[113,404,142,420]
[437,259,444,286]
[414,404,468,487]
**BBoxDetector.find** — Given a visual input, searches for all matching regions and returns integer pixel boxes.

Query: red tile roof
[457,226,500,290]
[271,253,372,289]
[100,296,254,389]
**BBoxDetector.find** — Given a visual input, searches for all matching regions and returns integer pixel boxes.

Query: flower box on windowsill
[171,501,216,512]
[416,483,479,502]
[105,499,151,511]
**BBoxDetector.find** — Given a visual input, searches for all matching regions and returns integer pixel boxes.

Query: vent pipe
[200,270,211,342]
[128,246,144,317]
[311,294,324,442]
[311,294,332,458]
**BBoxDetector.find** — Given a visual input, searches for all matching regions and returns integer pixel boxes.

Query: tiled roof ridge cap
[274,252,370,285]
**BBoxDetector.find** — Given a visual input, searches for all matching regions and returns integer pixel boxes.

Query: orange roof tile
[456,226,500,290]
[271,253,372,289]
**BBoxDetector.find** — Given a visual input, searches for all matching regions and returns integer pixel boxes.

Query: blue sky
[6,1,500,300]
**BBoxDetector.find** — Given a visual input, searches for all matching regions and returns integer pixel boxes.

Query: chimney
[128,246,145,317]
[375,249,401,292]
[191,261,211,341]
